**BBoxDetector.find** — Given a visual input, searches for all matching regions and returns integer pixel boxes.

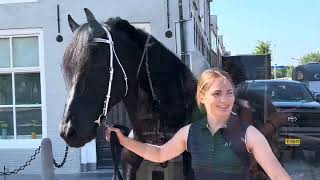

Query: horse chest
[134,112,174,145]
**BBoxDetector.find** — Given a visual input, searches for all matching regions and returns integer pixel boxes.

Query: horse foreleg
[121,149,143,180]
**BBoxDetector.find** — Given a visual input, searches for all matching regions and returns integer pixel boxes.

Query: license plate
[285,138,300,145]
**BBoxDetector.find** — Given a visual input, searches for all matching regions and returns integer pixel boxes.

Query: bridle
[92,25,180,178]
[93,25,128,127]
[94,25,159,128]
[92,25,166,179]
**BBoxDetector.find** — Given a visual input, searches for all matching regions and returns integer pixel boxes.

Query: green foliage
[300,51,320,64]
[273,69,286,78]
[285,66,294,78]
[0,123,8,128]
[29,120,41,132]
[272,66,293,79]
[253,41,272,55]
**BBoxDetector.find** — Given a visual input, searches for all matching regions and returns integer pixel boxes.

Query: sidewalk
[1,170,114,180]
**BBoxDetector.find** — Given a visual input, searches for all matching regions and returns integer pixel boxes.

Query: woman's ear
[198,92,205,104]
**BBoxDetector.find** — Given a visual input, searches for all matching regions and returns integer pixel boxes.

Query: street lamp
[274,63,277,79]
[291,58,300,65]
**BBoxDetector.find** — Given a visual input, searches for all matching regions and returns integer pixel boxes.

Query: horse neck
[120,33,189,134]
[121,86,151,135]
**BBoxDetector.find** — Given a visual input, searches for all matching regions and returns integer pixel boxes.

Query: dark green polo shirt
[187,117,249,180]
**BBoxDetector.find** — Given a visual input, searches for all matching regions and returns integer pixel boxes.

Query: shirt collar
[200,118,228,131]
[200,112,236,130]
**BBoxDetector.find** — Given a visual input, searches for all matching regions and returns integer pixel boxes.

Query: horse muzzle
[59,121,95,148]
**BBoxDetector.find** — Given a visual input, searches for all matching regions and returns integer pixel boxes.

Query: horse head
[59,9,142,147]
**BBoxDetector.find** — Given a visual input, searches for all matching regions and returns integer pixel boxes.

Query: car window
[248,82,315,102]
[267,82,314,102]
[247,82,267,97]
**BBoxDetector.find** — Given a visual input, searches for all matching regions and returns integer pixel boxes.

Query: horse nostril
[66,125,76,138]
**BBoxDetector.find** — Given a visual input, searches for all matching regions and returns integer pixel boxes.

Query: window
[0,0,38,4]
[267,83,314,102]
[131,23,151,33]
[199,0,205,30]
[211,31,217,53]
[0,29,44,148]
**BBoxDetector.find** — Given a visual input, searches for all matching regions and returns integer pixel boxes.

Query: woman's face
[200,76,235,119]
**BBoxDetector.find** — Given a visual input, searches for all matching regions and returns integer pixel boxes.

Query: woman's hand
[105,127,126,144]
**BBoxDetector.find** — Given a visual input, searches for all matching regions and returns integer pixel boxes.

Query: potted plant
[19,120,41,139]
[30,120,39,139]
[0,122,8,139]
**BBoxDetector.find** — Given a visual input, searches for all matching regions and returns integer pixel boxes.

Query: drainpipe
[178,0,186,64]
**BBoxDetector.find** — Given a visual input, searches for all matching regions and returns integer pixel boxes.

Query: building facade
[0,0,225,174]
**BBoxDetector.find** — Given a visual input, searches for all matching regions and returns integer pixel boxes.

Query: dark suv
[239,80,320,154]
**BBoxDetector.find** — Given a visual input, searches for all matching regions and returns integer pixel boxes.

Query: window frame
[131,22,151,33]
[0,28,46,149]
[199,0,205,30]
[210,30,217,53]
[0,0,38,4]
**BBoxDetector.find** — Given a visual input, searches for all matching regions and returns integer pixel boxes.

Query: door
[96,102,131,169]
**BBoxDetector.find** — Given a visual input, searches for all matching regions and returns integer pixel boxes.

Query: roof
[246,79,302,84]
[295,63,320,72]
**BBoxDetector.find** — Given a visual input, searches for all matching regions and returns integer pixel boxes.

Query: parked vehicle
[238,79,320,160]
[222,54,271,86]
[292,62,320,95]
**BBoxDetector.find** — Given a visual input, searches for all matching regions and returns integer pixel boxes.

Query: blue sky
[211,0,320,66]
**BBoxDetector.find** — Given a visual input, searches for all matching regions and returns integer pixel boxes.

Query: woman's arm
[106,124,190,163]
[246,126,291,180]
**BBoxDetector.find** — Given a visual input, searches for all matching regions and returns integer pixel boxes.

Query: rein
[93,26,129,180]
[136,35,159,103]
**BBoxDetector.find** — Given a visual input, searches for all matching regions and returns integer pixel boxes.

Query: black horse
[59,8,196,180]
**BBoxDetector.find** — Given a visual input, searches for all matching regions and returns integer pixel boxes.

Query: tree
[272,66,292,79]
[253,41,272,55]
[300,51,320,64]
[272,68,286,79]
[285,66,294,78]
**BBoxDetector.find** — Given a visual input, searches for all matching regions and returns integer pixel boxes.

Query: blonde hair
[196,68,235,112]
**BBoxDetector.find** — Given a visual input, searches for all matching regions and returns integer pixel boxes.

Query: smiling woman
[107,68,291,180]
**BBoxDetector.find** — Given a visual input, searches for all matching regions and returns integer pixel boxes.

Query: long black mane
[63,24,91,86]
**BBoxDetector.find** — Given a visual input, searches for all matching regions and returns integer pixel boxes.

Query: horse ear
[84,8,105,38]
[68,15,80,33]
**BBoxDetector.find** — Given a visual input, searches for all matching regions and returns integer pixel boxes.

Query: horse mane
[111,18,197,123]
[106,17,197,123]
[63,24,91,86]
